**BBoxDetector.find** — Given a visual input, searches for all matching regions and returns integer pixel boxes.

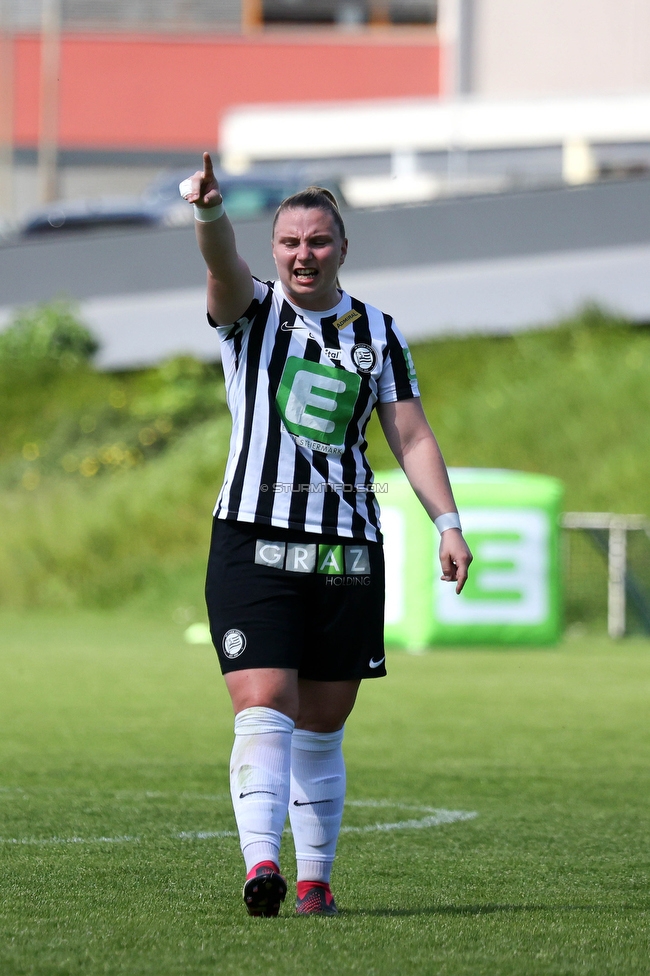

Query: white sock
[289,727,346,884]
[230,706,294,874]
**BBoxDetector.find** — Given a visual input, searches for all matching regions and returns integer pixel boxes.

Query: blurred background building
[0,0,440,217]
[0,0,650,217]
[2,0,650,364]
[2,0,650,219]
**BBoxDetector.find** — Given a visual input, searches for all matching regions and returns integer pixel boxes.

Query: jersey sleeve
[206,278,272,338]
[377,316,420,402]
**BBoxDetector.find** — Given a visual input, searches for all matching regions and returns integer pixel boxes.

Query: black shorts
[205,518,386,681]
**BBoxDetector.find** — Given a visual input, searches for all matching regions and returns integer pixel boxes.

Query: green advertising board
[379,468,564,648]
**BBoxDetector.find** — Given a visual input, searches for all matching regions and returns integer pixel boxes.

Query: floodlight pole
[457,0,474,96]
[438,0,474,96]
[0,0,13,220]
[38,0,62,204]
[437,0,473,185]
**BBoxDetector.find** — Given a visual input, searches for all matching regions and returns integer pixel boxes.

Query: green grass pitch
[1,611,649,975]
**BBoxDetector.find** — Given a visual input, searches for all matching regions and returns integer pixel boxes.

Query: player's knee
[225,671,299,721]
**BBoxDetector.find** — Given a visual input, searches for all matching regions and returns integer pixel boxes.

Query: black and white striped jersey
[209,278,420,542]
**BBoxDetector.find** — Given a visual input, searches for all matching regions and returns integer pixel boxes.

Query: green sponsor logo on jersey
[403,348,417,384]
[276,357,361,450]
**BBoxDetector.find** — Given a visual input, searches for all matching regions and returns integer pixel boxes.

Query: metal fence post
[607,520,627,639]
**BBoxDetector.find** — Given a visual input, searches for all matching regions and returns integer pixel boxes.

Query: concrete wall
[472,0,650,97]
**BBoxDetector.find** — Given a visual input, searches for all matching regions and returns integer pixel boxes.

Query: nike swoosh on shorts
[369,657,385,669]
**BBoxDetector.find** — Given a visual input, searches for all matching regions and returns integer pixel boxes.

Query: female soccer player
[182,153,472,917]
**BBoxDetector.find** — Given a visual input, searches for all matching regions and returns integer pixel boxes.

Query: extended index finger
[203,151,214,181]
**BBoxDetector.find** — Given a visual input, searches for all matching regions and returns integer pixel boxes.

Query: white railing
[562,513,650,639]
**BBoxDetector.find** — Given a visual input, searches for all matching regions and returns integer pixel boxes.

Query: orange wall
[13,32,440,151]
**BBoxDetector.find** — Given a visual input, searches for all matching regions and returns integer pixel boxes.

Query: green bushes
[369,305,650,515]
[0,303,228,492]
[0,300,99,371]
[0,417,229,608]
[1,301,649,610]
[0,302,230,608]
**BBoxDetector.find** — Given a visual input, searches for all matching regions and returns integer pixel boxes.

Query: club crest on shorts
[222,628,247,659]
[351,343,377,373]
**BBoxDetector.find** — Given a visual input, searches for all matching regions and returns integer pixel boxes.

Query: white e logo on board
[435,508,550,625]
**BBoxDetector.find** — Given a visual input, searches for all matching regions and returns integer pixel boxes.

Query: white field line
[0,801,477,846]
[347,799,455,810]
[1,835,138,846]
[0,787,230,802]
[341,810,477,833]
[177,830,238,840]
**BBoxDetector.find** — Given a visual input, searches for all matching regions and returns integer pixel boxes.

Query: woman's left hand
[439,528,473,594]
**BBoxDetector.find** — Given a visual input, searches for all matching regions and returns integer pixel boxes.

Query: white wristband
[434,512,462,534]
[193,202,225,222]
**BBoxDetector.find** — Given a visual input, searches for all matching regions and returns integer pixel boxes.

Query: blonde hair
[272,186,346,239]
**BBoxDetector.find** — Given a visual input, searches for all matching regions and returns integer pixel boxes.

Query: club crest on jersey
[351,343,377,373]
[222,629,247,659]
[333,309,362,331]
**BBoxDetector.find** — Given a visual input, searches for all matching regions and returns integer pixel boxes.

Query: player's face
[272,208,348,311]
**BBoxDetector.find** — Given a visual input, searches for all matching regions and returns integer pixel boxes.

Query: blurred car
[18,195,164,236]
[17,169,345,237]
[143,169,310,225]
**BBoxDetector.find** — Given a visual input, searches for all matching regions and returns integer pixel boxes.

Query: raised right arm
[185,152,255,325]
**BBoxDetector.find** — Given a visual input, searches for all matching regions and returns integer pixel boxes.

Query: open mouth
[294,268,318,280]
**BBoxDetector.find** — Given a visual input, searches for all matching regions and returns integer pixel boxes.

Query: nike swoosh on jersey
[239,790,277,798]
[293,799,334,806]
[368,657,385,669]
[280,321,305,331]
